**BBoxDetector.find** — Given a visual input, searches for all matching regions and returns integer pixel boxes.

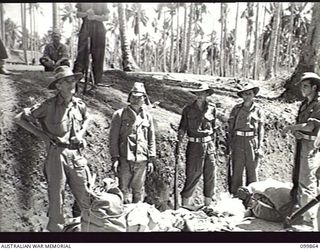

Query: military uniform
[292,95,320,223]
[109,105,156,203]
[228,101,264,195]
[40,42,70,71]
[73,3,108,84]
[178,100,217,201]
[22,94,91,227]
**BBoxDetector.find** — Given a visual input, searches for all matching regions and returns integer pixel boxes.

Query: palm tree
[106,11,120,68]
[21,3,28,64]
[5,18,21,49]
[286,2,295,72]
[117,3,139,71]
[126,3,148,67]
[253,3,260,80]
[0,3,5,44]
[181,3,194,73]
[265,2,280,80]
[233,2,239,76]
[241,2,254,78]
[180,3,188,72]
[284,2,320,99]
[52,3,59,31]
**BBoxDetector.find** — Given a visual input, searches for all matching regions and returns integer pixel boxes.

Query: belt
[235,131,255,137]
[54,142,84,150]
[189,135,213,143]
[299,134,317,141]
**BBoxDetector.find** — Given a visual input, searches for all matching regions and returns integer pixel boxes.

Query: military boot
[204,197,213,206]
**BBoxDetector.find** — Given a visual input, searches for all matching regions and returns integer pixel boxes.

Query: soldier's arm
[257,110,265,150]
[13,104,50,142]
[109,110,122,161]
[42,45,53,61]
[177,107,187,142]
[78,104,91,139]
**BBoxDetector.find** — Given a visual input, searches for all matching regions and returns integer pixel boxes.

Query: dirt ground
[0,64,298,232]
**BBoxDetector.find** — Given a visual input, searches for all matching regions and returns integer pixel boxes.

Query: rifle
[226,134,232,193]
[174,141,180,210]
[83,37,95,95]
[284,194,320,228]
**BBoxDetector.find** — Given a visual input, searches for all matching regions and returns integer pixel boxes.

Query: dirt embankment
[0,69,297,231]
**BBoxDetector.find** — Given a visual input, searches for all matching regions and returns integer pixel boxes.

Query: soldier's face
[56,78,77,99]
[300,80,316,97]
[129,94,145,107]
[194,91,209,101]
[52,35,61,44]
[241,90,255,101]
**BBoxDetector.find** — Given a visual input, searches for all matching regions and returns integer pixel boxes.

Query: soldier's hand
[112,160,119,173]
[147,162,154,173]
[293,131,304,140]
[308,118,320,126]
[255,148,263,158]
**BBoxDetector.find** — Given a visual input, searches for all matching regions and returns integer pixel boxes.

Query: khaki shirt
[23,95,88,144]
[178,100,216,138]
[109,106,156,162]
[228,102,264,136]
[296,96,320,136]
[42,43,69,63]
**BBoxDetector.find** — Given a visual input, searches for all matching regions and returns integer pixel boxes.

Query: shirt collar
[56,94,76,107]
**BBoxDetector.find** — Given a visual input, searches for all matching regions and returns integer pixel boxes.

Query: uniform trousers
[73,19,106,84]
[44,145,90,226]
[118,157,147,204]
[230,135,258,195]
[181,140,216,199]
[292,139,319,223]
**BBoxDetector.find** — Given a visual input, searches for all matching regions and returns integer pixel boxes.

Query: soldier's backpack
[238,179,294,222]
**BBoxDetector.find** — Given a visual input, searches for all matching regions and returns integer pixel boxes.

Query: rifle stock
[285,194,320,227]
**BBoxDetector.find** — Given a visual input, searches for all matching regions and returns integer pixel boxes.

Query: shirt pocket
[141,120,150,140]
[120,117,132,136]
[72,109,84,133]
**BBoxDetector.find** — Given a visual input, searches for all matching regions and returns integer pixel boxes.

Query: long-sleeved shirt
[42,42,69,63]
[109,105,156,162]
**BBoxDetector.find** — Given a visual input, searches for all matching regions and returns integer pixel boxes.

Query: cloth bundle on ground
[124,203,162,232]
[81,177,127,232]
[238,179,294,222]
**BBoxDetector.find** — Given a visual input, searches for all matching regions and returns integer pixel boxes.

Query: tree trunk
[169,9,174,72]
[137,4,141,67]
[233,2,239,76]
[162,11,167,72]
[287,2,295,72]
[52,3,59,31]
[180,4,187,72]
[175,5,180,72]
[181,3,193,73]
[284,2,320,100]
[265,3,280,80]
[118,3,139,72]
[0,4,4,44]
[21,3,28,64]
[220,3,224,77]
[253,3,260,80]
